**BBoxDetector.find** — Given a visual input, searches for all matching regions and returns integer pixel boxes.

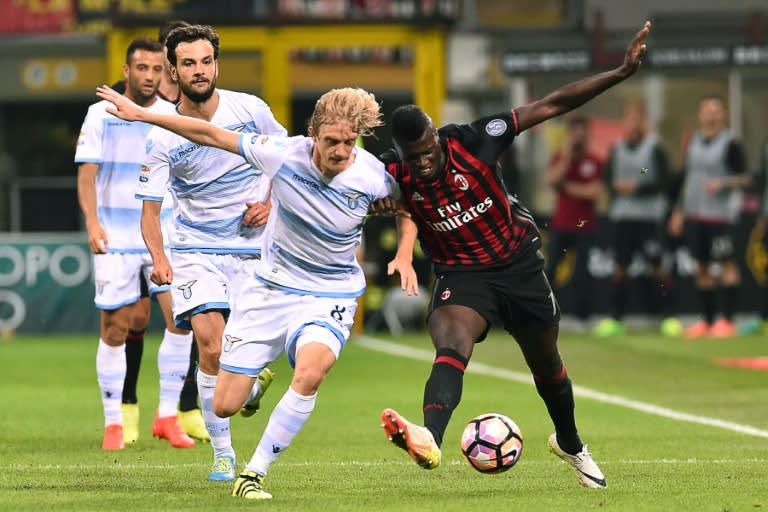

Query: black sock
[422,348,468,447]
[656,274,675,318]
[700,288,716,325]
[534,367,582,455]
[612,279,627,320]
[179,337,200,412]
[722,285,739,322]
[122,329,145,404]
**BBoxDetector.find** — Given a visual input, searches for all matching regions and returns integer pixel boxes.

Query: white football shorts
[93,252,169,310]
[219,279,358,377]
[170,252,260,329]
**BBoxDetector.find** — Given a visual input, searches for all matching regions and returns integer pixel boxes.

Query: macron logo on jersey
[428,197,494,232]
[292,174,321,192]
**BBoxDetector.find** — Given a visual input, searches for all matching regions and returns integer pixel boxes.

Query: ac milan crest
[440,288,451,300]
[453,173,469,191]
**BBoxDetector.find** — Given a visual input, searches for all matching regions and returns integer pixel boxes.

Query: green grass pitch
[1,330,767,511]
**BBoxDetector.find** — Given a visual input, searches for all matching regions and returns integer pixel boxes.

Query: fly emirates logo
[427,197,494,232]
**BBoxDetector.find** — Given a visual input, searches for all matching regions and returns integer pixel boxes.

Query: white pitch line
[6,458,767,472]
[355,336,768,439]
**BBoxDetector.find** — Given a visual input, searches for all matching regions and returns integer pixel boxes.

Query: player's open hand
[96,85,145,122]
[621,21,651,77]
[387,256,419,296]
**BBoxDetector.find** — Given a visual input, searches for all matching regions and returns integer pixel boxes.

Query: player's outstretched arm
[515,21,651,133]
[388,214,420,296]
[95,85,241,154]
[141,201,173,285]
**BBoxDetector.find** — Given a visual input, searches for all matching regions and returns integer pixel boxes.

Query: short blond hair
[309,88,383,137]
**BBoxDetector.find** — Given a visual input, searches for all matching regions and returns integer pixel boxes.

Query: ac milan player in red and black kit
[377,21,652,489]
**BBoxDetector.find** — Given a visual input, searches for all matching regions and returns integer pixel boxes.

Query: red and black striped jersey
[382,110,542,271]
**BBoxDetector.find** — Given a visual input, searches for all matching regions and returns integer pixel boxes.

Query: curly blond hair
[309,88,383,137]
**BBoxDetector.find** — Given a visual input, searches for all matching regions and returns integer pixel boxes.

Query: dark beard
[180,79,216,103]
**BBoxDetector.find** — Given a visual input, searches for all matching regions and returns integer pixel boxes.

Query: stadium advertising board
[501,45,768,74]
[0,235,96,334]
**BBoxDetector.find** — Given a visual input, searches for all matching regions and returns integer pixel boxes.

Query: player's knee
[130,313,150,330]
[530,357,564,378]
[521,342,563,376]
[103,323,129,345]
[291,367,325,396]
[430,322,474,351]
[197,337,222,362]
[212,395,239,418]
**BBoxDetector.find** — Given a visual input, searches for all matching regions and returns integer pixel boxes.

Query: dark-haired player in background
[76,37,195,451]
[377,21,654,490]
[110,20,208,443]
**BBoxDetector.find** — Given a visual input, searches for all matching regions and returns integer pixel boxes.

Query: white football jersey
[239,134,401,297]
[136,89,287,254]
[75,97,176,252]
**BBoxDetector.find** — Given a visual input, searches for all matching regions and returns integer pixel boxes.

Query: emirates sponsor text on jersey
[428,197,494,232]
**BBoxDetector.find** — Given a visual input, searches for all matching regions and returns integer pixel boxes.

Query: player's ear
[308,126,316,139]
[122,63,129,80]
[169,65,178,82]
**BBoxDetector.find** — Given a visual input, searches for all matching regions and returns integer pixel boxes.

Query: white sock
[197,370,233,459]
[96,339,126,426]
[246,386,316,476]
[157,329,193,417]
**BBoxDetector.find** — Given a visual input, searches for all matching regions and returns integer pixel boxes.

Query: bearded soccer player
[108,19,208,443]
[376,21,653,490]
[136,24,285,482]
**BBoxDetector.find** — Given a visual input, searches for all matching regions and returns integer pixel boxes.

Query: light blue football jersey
[239,133,401,297]
[136,89,287,254]
[75,97,176,252]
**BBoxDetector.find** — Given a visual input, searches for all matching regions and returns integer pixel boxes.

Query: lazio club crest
[342,191,364,209]
[177,280,197,300]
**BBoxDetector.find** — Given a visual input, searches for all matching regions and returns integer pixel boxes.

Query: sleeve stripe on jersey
[510,109,520,135]
[135,193,164,202]
[238,133,247,157]
[75,158,103,164]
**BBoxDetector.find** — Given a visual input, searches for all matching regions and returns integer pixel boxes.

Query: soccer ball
[460,413,523,473]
